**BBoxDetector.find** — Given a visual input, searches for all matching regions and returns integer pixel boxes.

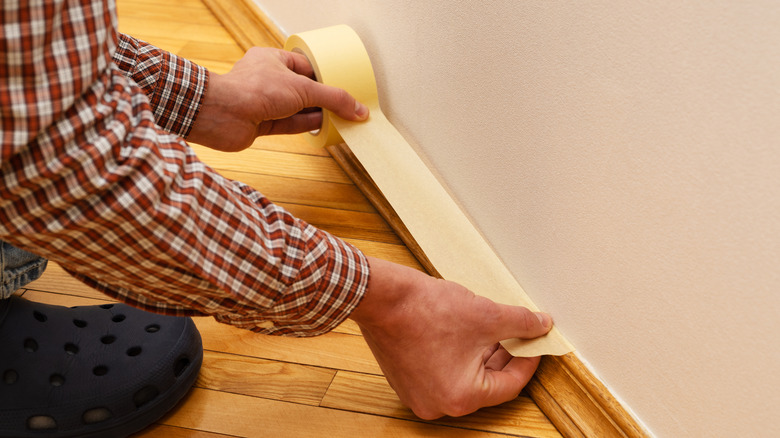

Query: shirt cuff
[214,228,370,337]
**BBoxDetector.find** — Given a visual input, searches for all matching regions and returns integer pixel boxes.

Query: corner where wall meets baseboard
[202,1,651,436]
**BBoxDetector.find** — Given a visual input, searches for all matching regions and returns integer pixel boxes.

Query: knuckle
[443,396,474,418]
[332,87,353,106]
[518,306,538,332]
[438,390,474,418]
[412,407,441,421]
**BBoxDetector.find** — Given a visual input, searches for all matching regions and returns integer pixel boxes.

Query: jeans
[0,241,48,299]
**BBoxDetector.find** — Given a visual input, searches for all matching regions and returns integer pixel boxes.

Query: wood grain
[200,0,284,50]
[321,371,562,438]
[196,350,336,406]
[162,387,510,438]
[189,145,354,184]
[212,169,376,214]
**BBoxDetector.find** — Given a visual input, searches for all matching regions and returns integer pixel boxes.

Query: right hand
[350,257,552,420]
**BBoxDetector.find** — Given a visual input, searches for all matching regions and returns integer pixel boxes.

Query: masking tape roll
[285,25,573,357]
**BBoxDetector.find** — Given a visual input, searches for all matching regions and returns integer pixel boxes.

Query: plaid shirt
[0,0,368,336]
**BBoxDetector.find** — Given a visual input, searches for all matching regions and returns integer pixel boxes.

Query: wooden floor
[21,0,561,436]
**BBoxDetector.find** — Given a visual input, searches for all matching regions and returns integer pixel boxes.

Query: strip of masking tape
[285,25,573,357]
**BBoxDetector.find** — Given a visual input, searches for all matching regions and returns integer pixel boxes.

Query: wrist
[187,72,256,152]
[349,257,423,329]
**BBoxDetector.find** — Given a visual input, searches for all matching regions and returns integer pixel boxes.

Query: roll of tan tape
[285,25,573,357]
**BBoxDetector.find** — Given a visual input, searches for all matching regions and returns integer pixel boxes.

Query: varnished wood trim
[326,145,441,277]
[201,0,285,50]
[205,3,650,437]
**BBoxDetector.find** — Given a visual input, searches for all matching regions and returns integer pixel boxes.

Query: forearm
[0,67,368,336]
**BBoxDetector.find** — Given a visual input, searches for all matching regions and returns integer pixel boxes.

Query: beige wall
[254,1,780,436]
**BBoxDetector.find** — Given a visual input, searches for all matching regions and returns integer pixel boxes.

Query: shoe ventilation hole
[73,319,87,328]
[27,415,57,430]
[82,407,112,424]
[3,369,18,385]
[49,374,65,387]
[92,366,108,376]
[145,324,160,333]
[101,335,116,345]
[24,338,38,352]
[99,304,114,309]
[112,314,126,323]
[64,343,79,355]
[133,385,159,408]
[174,356,191,377]
[127,346,142,357]
[33,311,47,322]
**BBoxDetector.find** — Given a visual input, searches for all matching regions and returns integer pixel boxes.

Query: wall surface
[254,1,780,436]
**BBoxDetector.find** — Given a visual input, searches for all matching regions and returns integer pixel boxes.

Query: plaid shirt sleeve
[0,0,369,336]
[111,33,205,138]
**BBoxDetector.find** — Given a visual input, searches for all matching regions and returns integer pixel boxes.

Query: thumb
[302,81,370,122]
[491,304,553,343]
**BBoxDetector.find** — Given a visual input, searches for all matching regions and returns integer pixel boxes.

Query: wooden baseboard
[202,0,285,49]
[206,2,649,437]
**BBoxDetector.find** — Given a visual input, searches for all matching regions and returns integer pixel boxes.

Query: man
[0,1,552,436]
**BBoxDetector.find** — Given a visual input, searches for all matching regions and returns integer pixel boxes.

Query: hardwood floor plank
[132,424,240,438]
[197,317,382,375]
[25,264,111,301]
[117,4,216,26]
[217,169,376,213]
[118,18,234,45]
[197,350,335,406]
[121,0,206,7]
[278,202,402,245]
[190,145,353,184]
[248,135,331,157]
[343,238,424,271]
[331,318,362,336]
[162,387,515,438]
[321,372,562,438]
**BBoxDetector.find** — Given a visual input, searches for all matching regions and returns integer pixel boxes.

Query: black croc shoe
[0,295,203,438]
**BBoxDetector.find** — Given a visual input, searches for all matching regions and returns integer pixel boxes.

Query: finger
[282,50,316,80]
[281,49,370,121]
[490,304,553,343]
[484,344,514,371]
[480,356,541,408]
[256,111,323,136]
[297,76,369,122]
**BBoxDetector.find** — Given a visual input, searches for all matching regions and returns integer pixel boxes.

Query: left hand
[187,47,369,151]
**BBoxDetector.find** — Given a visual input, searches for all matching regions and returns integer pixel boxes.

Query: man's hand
[188,47,369,151]
[350,257,552,420]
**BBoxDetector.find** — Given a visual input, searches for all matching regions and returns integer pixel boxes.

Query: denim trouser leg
[0,241,48,299]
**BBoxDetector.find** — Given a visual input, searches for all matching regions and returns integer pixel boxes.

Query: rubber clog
[0,295,202,437]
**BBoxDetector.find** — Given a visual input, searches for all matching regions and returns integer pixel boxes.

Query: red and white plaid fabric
[0,0,369,336]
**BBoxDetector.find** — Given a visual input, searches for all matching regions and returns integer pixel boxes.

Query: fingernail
[536,312,552,329]
[355,101,369,120]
